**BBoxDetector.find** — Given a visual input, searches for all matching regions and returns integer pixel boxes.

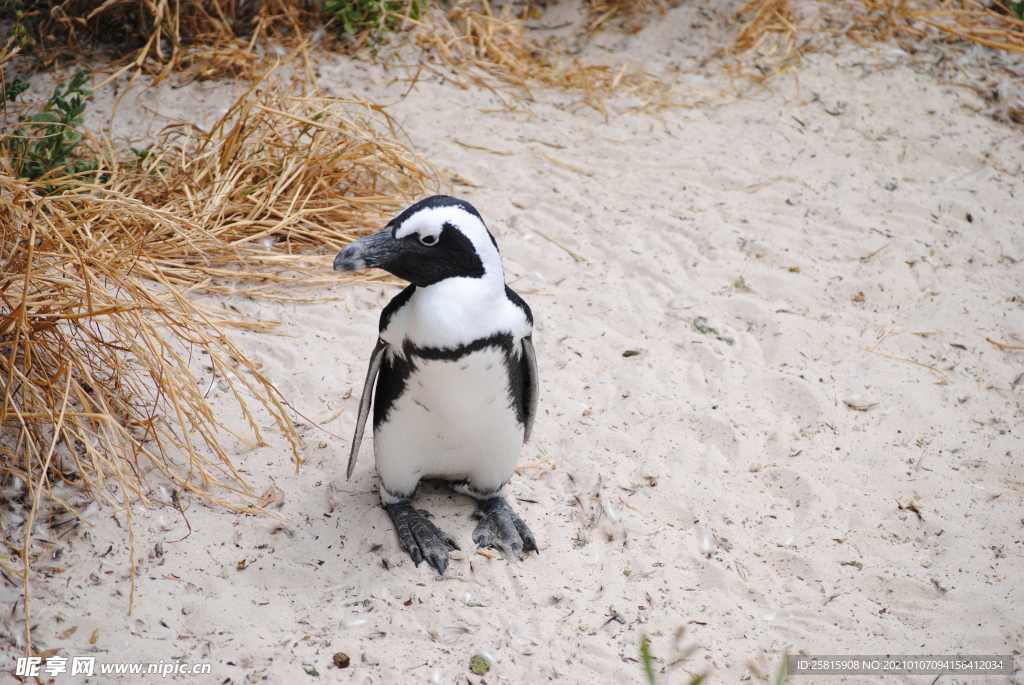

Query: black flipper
[347,339,386,479]
[385,501,460,575]
[472,498,538,560]
[521,334,539,443]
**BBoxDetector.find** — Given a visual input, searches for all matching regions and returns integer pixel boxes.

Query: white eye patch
[395,215,443,245]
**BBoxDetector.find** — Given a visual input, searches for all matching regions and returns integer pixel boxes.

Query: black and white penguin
[334,195,540,575]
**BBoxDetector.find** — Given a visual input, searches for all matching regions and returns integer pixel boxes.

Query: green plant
[774,654,789,685]
[324,0,423,44]
[2,0,31,47]
[2,76,29,102]
[2,69,96,185]
[640,635,657,684]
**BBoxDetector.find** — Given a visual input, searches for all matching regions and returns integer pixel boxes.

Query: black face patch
[384,221,485,287]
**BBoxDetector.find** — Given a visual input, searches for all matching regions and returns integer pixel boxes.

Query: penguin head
[334,195,502,288]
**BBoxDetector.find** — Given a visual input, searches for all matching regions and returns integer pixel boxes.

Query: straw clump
[727,0,1024,81]
[8,0,670,109]
[7,0,317,81]
[727,0,802,79]
[0,65,443,646]
[812,0,1024,55]
[411,0,673,114]
[586,0,668,34]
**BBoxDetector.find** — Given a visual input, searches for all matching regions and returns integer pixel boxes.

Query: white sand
[6,6,1024,683]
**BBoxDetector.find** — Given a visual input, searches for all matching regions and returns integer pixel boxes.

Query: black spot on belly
[485,364,493,371]
[413,398,430,412]
[459,364,469,370]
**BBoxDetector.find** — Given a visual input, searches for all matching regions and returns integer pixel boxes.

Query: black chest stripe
[504,285,534,325]
[379,284,416,333]
[372,332,529,431]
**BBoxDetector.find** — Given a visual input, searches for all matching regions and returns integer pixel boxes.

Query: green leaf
[640,635,656,684]
[2,77,30,102]
[69,69,92,94]
[773,657,789,685]
[9,68,97,188]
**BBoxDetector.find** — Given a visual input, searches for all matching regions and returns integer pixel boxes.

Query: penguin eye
[419,234,438,246]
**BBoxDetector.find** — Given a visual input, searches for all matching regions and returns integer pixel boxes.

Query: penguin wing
[522,334,539,443]
[347,338,387,479]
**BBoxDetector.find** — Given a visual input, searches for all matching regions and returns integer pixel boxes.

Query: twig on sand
[455,140,515,156]
[861,222,910,261]
[532,229,589,264]
[871,325,908,350]
[986,337,1024,351]
[515,455,553,474]
[321,406,346,424]
[531,152,584,174]
[860,347,947,381]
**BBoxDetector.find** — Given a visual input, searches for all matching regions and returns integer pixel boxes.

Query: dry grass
[726,0,802,79]
[813,0,1024,55]
[587,0,666,34]
[10,0,317,82]
[410,0,673,115]
[5,0,675,113]
[727,0,1024,80]
[0,62,443,648]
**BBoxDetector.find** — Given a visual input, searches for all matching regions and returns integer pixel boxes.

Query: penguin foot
[384,501,460,575]
[472,498,538,560]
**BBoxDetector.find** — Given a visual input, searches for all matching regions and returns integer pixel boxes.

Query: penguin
[333,195,540,575]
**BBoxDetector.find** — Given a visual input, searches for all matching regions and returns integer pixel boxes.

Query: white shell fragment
[843,394,877,411]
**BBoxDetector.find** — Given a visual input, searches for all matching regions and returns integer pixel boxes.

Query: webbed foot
[472,498,538,560]
[384,501,460,575]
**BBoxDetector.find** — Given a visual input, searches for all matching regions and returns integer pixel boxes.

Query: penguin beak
[334,228,403,272]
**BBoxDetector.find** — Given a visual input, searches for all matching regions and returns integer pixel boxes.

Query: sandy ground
[4,4,1024,684]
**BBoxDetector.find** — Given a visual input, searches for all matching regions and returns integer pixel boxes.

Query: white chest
[372,344,525,500]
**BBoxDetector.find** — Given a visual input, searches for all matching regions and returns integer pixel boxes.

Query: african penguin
[334,195,540,575]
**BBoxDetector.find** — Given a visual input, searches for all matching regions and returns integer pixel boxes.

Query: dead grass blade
[986,337,1024,351]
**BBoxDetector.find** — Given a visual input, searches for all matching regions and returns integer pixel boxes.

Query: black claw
[385,501,459,574]
[511,511,538,553]
[472,498,538,561]
[427,552,448,576]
